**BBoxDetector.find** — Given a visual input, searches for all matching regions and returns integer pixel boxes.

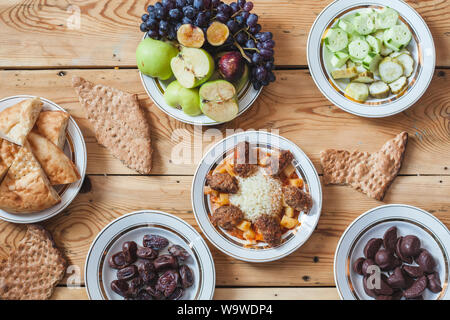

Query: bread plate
[192,131,322,262]
[85,210,215,300]
[0,95,86,223]
[307,0,435,117]
[334,204,450,300]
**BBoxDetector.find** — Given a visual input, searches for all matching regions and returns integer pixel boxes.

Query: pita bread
[0,97,42,146]
[0,225,66,300]
[0,139,20,182]
[34,110,69,149]
[0,141,60,213]
[320,132,408,201]
[72,76,152,174]
[27,132,80,185]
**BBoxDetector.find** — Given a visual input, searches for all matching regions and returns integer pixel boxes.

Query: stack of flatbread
[0,97,81,213]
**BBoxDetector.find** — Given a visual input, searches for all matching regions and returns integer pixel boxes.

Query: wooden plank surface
[0,0,449,68]
[0,175,448,287]
[51,286,340,300]
[0,69,448,175]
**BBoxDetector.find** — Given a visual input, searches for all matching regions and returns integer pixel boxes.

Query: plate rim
[191,130,323,262]
[306,0,436,118]
[84,210,216,300]
[0,95,87,223]
[333,204,450,300]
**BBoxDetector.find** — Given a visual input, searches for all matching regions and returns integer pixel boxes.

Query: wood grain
[0,68,448,175]
[0,0,448,68]
[0,175,448,287]
[51,286,340,300]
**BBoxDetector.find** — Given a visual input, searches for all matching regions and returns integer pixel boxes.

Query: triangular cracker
[0,225,66,300]
[33,110,70,149]
[0,97,42,146]
[320,132,408,201]
[27,131,80,185]
[0,141,61,213]
[72,76,152,174]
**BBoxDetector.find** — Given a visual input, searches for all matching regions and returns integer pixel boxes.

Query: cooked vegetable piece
[338,19,354,33]
[345,82,369,102]
[389,76,407,94]
[237,220,251,232]
[380,43,394,56]
[389,49,410,58]
[330,51,350,68]
[386,24,412,46]
[289,178,304,188]
[375,7,399,29]
[362,52,382,72]
[379,57,403,83]
[331,66,359,79]
[349,39,370,60]
[369,81,390,99]
[352,13,375,35]
[285,207,294,218]
[352,71,374,83]
[394,53,414,77]
[366,35,381,54]
[280,215,299,229]
[324,28,348,52]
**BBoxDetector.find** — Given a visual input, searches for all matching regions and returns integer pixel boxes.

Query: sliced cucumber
[324,28,348,52]
[349,33,365,43]
[380,43,394,56]
[352,13,375,35]
[389,49,410,58]
[394,53,414,77]
[348,39,370,60]
[369,81,390,98]
[337,19,354,34]
[345,82,369,102]
[379,57,403,83]
[352,71,374,83]
[375,7,399,29]
[362,52,382,72]
[389,76,407,94]
[331,66,359,79]
[366,35,381,53]
[330,51,350,68]
[384,24,412,50]
[374,30,385,40]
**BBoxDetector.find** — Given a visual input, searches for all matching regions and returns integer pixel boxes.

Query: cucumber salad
[323,7,415,103]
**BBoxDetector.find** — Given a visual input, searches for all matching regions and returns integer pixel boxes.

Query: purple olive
[364,238,383,259]
[154,254,178,271]
[416,250,436,273]
[108,252,129,269]
[383,226,398,252]
[352,257,365,275]
[122,241,138,264]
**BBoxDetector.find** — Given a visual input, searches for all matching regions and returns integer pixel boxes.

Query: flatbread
[34,110,70,149]
[72,76,152,174]
[27,131,80,185]
[0,225,66,300]
[0,141,60,213]
[0,138,20,182]
[0,97,42,146]
[320,132,408,201]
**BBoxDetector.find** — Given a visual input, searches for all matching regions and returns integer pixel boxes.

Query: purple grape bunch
[139,0,276,89]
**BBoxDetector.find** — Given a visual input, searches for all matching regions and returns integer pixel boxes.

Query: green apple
[170,47,214,88]
[164,80,202,116]
[199,80,238,122]
[234,64,249,93]
[136,38,178,80]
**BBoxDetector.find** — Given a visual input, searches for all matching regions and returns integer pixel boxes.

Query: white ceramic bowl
[307,0,435,117]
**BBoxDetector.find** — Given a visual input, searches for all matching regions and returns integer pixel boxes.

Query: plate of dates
[334,204,450,300]
[85,210,215,300]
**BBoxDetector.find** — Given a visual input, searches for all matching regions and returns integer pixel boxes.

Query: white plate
[307,0,435,117]
[85,210,215,300]
[139,37,262,126]
[0,95,87,223]
[334,204,450,300]
[192,131,322,262]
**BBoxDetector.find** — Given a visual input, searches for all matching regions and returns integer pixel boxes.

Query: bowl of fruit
[136,0,276,125]
[307,0,435,118]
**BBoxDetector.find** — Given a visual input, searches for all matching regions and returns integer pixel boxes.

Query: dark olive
[111,279,129,297]
[168,245,191,261]
[108,252,129,269]
[122,241,138,264]
[143,234,169,250]
[383,226,398,252]
[117,265,138,281]
[179,264,194,288]
[136,246,158,260]
[364,238,383,259]
[416,250,436,274]
[154,254,178,271]
[352,257,365,275]
[403,275,428,299]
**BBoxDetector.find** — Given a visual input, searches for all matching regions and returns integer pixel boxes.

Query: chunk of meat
[212,205,244,230]
[233,141,257,178]
[206,173,239,194]
[254,215,283,247]
[265,150,294,176]
[282,185,313,213]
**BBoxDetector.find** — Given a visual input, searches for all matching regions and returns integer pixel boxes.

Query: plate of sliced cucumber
[307,0,435,118]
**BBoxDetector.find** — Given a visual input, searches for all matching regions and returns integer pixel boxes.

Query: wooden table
[0,0,448,300]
